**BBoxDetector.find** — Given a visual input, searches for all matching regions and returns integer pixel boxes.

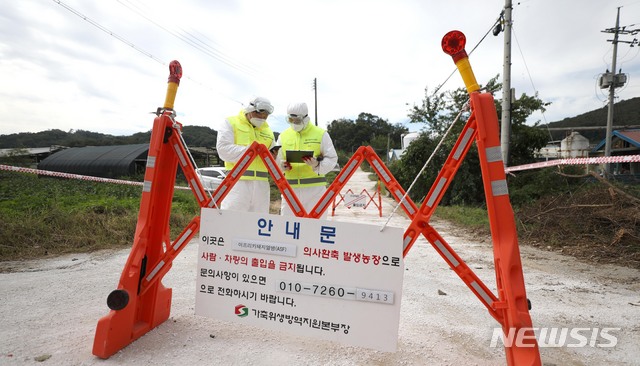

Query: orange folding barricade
[93,30,541,365]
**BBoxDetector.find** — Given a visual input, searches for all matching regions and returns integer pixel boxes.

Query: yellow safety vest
[280,124,327,187]
[224,111,274,181]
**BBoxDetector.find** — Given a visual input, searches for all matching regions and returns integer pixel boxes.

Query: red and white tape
[0,164,191,190]
[4,154,637,187]
[505,155,640,173]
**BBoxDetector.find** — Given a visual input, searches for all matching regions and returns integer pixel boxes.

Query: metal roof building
[591,129,640,176]
[592,129,640,154]
[37,144,149,178]
[0,146,66,165]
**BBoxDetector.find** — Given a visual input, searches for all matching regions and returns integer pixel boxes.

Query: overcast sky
[1,0,639,137]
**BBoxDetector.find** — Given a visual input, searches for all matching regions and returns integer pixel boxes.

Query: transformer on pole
[600,7,637,175]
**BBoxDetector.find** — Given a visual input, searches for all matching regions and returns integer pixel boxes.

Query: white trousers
[280,185,328,219]
[221,180,270,213]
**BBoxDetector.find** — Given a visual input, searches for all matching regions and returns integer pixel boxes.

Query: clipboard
[285,150,314,163]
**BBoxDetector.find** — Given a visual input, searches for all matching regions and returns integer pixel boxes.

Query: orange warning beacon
[163,60,182,110]
[442,30,480,94]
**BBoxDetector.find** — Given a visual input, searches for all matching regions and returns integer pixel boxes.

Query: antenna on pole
[312,78,318,126]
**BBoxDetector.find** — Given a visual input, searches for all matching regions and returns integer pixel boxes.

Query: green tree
[393,75,549,206]
[501,92,550,166]
[326,118,357,152]
[327,113,408,157]
[0,125,219,149]
[181,126,217,147]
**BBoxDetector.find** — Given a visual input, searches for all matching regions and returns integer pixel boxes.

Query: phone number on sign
[276,280,394,305]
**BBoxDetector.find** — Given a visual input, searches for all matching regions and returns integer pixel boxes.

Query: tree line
[5,74,610,207]
[0,126,217,149]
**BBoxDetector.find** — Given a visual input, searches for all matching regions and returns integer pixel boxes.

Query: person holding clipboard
[275,102,338,218]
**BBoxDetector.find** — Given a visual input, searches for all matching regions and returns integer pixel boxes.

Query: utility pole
[386,133,390,163]
[600,7,637,175]
[500,0,512,166]
[312,78,318,126]
[604,8,620,175]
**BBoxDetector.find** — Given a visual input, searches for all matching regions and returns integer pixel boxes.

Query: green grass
[0,171,200,261]
[433,205,490,233]
[1,168,491,262]
[362,171,489,233]
[1,169,341,261]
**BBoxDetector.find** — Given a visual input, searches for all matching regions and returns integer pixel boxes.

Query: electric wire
[597,41,613,106]
[52,0,165,66]
[380,100,468,232]
[115,0,259,78]
[429,10,503,98]
[511,24,553,141]
[387,10,504,229]
[51,0,244,107]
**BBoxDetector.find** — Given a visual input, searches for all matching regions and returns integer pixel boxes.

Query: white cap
[287,102,311,132]
[245,96,274,114]
[287,102,308,117]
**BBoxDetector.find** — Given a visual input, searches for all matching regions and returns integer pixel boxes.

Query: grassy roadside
[367,172,491,234]
[433,205,490,235]
[0,171,200,261]
[0,170,339,262]
[4,168,637,269]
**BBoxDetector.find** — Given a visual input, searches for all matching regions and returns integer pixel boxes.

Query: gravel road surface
[1,167,639,365]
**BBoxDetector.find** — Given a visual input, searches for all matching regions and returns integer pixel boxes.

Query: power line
[116,0,259,78]
[600,6,638,174]
[51,0,243,106]
[429,10,504,98]
[52,0,165,66]
[511,25,553,140]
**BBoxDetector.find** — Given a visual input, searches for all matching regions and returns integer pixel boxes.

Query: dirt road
[1,167,639,365]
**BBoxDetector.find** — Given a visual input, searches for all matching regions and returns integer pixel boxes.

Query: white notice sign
[195,209,404,352]
[344,193,366,208]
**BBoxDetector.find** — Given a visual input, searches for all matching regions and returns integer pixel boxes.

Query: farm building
[0,146,66,166]
[37,144,149,178]
[591,129,640,175]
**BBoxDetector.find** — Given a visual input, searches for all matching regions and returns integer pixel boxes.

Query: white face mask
[291,122,303,132]
[249,117,266,128]
[290,119,309,132]
[288,114,307,132]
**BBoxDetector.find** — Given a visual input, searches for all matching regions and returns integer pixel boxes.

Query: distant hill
[2,98,639,148]
[540,97,640,143]
[0,125,217,149]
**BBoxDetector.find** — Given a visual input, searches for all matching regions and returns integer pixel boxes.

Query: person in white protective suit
[216,96,276,212]
[276,102,338,218]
